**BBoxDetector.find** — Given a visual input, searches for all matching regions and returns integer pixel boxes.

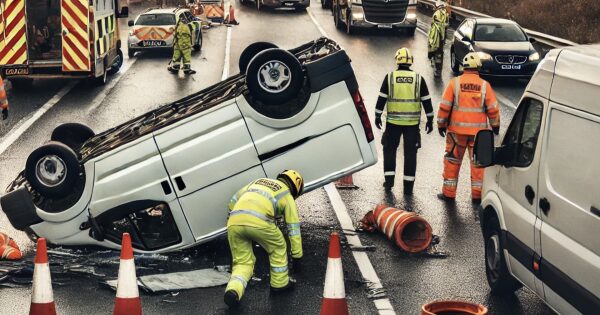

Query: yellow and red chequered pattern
[133,26,174,41]
[0,0,28,65]
[61,0,91,71]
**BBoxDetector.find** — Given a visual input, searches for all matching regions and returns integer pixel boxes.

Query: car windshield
[135,14,175,26]
[474,23,528,42]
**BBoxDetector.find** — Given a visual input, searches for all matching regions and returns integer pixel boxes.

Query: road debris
[105,269,230,293]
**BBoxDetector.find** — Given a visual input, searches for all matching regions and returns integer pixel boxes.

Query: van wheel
[246,48,303,105]
[239,42,278,73]
[25,142,82,199]
[51,123,95,151]
[108,49,123,75]
[484,216,523,294]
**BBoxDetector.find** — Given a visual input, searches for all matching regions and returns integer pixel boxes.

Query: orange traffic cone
[1,232,23,260]
[1,231,19,249]
[335,175,358,189]
[113,233,142,315]
[227,5,238,24]
[29,238,57,315]
[320,232,349,315]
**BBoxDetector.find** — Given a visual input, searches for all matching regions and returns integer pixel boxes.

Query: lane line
[86,58,138,115]
[307,9,329,38]
[324,184,396,315]
[222,26,232,81]
[0,81,77,156]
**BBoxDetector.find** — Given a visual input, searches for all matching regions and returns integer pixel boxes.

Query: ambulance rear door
[0,0,29,71]
[60,0,91,71]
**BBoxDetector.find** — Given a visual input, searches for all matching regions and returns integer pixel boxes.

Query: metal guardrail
[418,0,578,48]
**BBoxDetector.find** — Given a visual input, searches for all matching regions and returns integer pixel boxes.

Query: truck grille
[362,0,409,24]
[494,55,528,64]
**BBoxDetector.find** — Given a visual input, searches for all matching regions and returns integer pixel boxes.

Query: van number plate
[142,40,166,47]
[501,65,521,70]
[378,24,393,29]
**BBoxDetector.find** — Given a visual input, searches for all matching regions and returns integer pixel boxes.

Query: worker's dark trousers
[382,124,421,191]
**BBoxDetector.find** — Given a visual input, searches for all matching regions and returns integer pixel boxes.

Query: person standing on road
[224,170,304,308]
[168,16,196,74]
[437,52,500,202]
[374,48,434,194]
[428,0,449,77]
[0,77,8,120]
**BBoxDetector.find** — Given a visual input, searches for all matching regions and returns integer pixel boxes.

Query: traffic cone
[30,238,57,315]
[335,174,358,189]
[320,232,349,315]
[113,233,142,315]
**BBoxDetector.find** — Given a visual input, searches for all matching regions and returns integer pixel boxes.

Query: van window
[544,108,600,210]
[501,98,543,167]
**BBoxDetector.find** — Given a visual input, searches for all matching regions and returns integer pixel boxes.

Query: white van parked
[473,44,600,314]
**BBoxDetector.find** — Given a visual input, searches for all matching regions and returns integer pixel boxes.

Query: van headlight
[529,52,540,61]
[477,52,493,61]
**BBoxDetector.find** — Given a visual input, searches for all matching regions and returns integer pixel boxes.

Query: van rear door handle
[174,176,186,191]
[591,206,600,217]
[524,185,535,205]
[539,198,551,216]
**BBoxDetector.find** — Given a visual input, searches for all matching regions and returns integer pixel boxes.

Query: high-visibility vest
[386,70,421,126]
[433,9,448,40]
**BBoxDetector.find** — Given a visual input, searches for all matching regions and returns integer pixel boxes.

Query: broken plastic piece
[106,269,230,293]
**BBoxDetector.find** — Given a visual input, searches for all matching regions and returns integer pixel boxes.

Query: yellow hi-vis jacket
[227,178,303,259]
[386,70,422,126]
[428,8,448,52]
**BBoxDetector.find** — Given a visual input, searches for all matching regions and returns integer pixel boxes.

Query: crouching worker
[224,170,304,308]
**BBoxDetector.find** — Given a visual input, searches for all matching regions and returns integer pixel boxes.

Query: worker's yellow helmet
[462,52,482,70]
[277,170,304,199]
[395,47,413,65]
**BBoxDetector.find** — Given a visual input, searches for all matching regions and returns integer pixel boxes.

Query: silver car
[1,38,377,253]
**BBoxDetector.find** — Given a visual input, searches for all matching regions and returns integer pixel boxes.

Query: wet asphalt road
[0,1,554,314]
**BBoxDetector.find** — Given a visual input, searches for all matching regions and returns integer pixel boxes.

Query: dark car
[450,18,540,78]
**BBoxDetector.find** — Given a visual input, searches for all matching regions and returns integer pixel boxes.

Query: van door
[0,0,28,66]
[153,101,266,242]
[537,103,600,314]
[495,97,544,295]
[60,0,91,71]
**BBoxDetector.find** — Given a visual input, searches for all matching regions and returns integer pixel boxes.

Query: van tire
[484,216,523,294]
[246,48,303,105]
[25,142,82,199]
[239,42,278,73]
[0,188,42,230]
[51,123,95,151]
[108,49,124,75]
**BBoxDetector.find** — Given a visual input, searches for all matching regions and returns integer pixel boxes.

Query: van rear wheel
[246,48,303,105]
[25,142,82,199]
[51,123,95,151]
[484,216,523,294]
[239,42,278,73]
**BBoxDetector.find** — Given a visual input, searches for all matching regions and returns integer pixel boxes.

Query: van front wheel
[484,216,523,294]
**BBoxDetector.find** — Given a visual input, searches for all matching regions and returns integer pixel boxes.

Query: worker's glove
[425,119,433,134]
[374,116,382,130]
[292,258,302,273]
[492,126,500,135]
[1,108,7,120]
[438,127,447,137]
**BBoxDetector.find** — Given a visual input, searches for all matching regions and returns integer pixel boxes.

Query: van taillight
[352,90,374,142]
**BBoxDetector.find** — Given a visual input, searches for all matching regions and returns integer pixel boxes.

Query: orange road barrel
[422,301,488,315]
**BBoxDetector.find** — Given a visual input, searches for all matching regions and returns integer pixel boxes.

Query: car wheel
[345,11,353,35]
[193,29,203,52]
[239,42,279,73]
[484,216,523,294]
[25,142,82,199]
[451,49,460,75]
[246,48,303,105]
[128,49,136,58]
[107,49,123,75]
[334,5,342,30]
[322,0,331,9]
[51,123,95,151]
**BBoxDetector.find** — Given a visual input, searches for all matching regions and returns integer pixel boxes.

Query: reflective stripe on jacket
[437,71,500,135]
[386,70,421,126]
[174,22,192,49]
[228,178,303,258]
[428,9,448,51]
[0,77,8,110]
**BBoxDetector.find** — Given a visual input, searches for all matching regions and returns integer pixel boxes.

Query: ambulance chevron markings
[61,0,91,71]
[95,14,116,57]
[0,0,28,65]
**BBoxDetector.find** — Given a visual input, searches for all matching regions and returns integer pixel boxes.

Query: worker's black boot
[437,193,455,202]
[224,290,240,308]
[403,181,414,195]
[383,177,394,190]
[270,278,296,294]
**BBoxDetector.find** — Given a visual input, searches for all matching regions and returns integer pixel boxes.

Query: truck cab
[332,0,417,35]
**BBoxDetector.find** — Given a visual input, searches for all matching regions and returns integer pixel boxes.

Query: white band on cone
[116,259,139,298]
[31,263,54,304]
[323,258,345,299]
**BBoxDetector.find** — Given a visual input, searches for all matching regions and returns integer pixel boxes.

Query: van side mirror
[119,6,129,18]
[473,130,495,167]
[128,20,134,27]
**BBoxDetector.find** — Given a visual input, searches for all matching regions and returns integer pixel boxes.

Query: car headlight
[406,13,417,20]
[529,52,540,61]
[477,52,493,61]
[408,0,417,4]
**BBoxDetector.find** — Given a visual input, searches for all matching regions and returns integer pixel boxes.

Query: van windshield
[136,14,176,26]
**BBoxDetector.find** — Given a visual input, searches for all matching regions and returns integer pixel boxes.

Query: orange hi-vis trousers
[442,132,483,199]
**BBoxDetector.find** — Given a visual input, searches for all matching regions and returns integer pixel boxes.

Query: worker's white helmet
[435,0,446,8]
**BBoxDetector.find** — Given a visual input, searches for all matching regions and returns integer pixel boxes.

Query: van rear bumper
[1,64,93,79]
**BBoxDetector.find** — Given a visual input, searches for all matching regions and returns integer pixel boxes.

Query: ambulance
[0,0,129,86]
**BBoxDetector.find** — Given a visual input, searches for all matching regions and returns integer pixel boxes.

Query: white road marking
[0,81,77,156]
[222,26,233,81]
[307,8,329,38]
[324,183,396,315]
[496,91,517,109]
[86,58,138,115]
